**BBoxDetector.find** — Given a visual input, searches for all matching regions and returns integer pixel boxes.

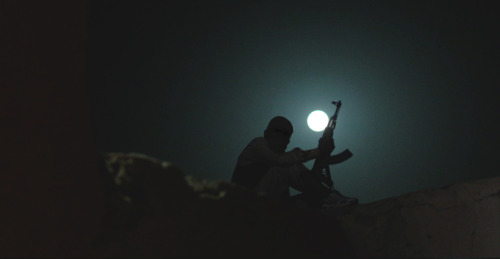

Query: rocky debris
[328,176,500,258]
[94,152,500,258]
[94,152,353,258]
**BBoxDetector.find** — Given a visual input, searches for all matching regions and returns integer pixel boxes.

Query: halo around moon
[307,110,329,132]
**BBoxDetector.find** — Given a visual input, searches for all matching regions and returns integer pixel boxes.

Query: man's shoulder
[248,137,267,146]
[250,136,266,143]
[239,137,268,153]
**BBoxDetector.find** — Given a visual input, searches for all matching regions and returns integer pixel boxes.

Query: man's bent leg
[254,165,307,200]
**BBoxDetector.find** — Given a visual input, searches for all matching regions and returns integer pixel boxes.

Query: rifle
[311,100,353,191]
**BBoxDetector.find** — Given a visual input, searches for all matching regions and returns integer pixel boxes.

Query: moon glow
[307,110,329,132]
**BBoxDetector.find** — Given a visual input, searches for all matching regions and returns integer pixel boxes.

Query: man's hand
[318,137,335,156]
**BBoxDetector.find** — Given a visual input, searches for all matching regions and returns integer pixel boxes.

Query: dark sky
[85,0,499,203]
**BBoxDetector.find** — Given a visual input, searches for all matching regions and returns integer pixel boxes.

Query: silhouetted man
[231,116,357,208]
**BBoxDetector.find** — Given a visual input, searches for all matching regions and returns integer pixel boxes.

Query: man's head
[264,116,293,153]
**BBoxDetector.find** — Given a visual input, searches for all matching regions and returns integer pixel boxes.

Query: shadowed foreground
[328,174,500,257]
[94,152,500,258]
[93,153,354,258]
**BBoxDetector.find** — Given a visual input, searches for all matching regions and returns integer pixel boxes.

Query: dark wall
[0,1,104,257]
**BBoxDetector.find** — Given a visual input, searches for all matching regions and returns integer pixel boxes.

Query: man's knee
[302,173,330,197]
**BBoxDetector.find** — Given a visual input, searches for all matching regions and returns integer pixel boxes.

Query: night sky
[85,0,499,203]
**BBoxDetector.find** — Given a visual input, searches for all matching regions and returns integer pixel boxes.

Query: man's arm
[247,138,304,166]
[302,148,322,162]
[301,136,335,162]
[244,138,332,166]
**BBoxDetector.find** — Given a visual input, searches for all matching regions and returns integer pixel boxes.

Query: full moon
[307,110,329,132]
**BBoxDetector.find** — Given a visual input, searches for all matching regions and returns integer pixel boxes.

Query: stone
[93,152,354,258]
[330,176,500,257]
[93,152,500,258]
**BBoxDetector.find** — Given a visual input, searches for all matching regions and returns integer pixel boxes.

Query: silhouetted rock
[327,175,500,257]
[94,152,353,258]
[93,152,500,258]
